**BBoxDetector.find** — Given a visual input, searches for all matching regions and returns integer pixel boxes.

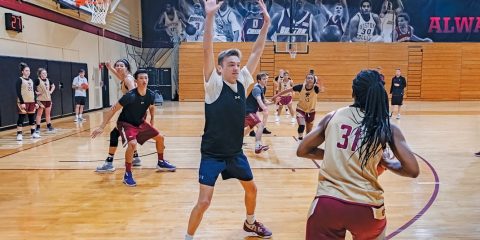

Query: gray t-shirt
[72,76,88,97]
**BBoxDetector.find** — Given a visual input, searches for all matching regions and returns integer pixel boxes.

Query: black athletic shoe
[263,128,272,134]
[249,131,256,137]
[475,151,480,157]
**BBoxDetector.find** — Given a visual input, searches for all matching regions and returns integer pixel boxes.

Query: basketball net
[288,43,297,59]
[76,0,111,25]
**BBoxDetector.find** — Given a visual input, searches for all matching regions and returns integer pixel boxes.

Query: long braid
[352,70,392,168]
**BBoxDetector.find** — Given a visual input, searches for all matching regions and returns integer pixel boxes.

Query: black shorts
[391,95,403,106]
[75,96,86,105]
[199,153,253,186]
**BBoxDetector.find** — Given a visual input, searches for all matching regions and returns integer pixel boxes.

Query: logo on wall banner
[428,17,480,33]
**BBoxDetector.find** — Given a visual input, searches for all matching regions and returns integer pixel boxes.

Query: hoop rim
[75,0,111,6]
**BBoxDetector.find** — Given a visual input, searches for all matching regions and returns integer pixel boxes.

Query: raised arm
[105,61,135,90]
[296,111,335,159]
[105,61,123,82]
[341,0,349,31]
[91,102,123,139]
[203,0,223,82]
[245,0,271,74]
[267,13,281,40]
[395,0,404,14]
[380,0,388,18]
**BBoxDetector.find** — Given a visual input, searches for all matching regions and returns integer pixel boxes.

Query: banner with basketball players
[141,0,480,46]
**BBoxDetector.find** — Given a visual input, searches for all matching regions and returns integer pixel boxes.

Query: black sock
[106,155,114,162]
[30,128,35,134]
[17,131,22,135]
[133,151,138,157]
[47,123,52,128]
[36,125,40,130]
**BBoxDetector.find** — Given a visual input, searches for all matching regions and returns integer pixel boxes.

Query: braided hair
[352,70,392,168]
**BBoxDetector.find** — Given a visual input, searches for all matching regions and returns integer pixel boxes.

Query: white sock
[79,114,82,118]
[255,141,261,148]
[76,114,79,118]
[185,234,194,240]
[246,214,256,225]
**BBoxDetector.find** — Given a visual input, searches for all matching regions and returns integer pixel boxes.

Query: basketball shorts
[391,95,404,106]
[17,102,36,114]
[199,153,254,187]
[279,96,292,105]
[38,101,52,108]
[244,112,261,128]
[75,96,86,105]
[306,196,386,240]
[117,121,159,146]
[296,109,316,123]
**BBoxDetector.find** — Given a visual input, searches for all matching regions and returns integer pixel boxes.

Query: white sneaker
[74,117,78,122]
[396,114,401,119]
[275,116,280,122]
[32,132,41,139]
[291,117,296,123]
[16,134,23,141]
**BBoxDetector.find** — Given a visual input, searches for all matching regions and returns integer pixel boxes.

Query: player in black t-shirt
[390,68,407,119]
[91,69,176,187]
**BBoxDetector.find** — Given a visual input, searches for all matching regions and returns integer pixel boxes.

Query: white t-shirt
[204,67,254,104]
[72,76,88,97]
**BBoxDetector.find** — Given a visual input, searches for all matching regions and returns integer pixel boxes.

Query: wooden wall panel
[421,44,462,100]
[179,42,480,101]
[460,44,480,99]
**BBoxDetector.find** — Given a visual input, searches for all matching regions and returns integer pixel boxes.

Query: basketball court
[0,0,479,239]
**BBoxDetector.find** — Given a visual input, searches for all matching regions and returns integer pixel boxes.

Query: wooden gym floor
[0,101,479,239]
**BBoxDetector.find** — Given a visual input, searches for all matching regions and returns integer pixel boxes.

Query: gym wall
[0,0,141,109]
[178,42,480,101]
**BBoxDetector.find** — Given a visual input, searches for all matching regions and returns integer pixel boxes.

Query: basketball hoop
[75,0,111,25]
[288,42,297,59]
[288,49,297,59]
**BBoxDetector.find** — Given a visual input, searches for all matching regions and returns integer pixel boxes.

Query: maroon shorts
[117,121,159,146]
[306,196,386,240]
[279,96,292,105]
[296,109,316,123]
[17,102,36,114]
[244,113,261,128]
[38,101,52,108]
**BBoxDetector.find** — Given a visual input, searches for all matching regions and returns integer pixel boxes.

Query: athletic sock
[106,154,114,162]
[246,214,256,225]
